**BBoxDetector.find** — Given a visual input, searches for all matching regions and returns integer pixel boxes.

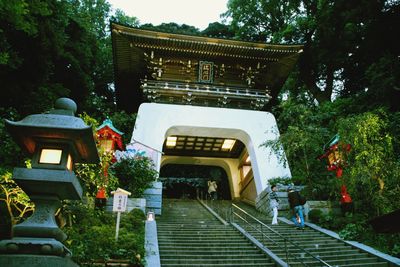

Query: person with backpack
[287,186,305,229]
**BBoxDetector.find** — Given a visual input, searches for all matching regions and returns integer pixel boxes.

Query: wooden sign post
[111,188,131,241]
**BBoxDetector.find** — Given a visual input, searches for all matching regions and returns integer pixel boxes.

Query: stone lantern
[0,98,99,267]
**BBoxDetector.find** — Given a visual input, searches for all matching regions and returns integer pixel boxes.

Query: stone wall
[105,197,146,213]
[142,181,163,215]
[255,188,290,216]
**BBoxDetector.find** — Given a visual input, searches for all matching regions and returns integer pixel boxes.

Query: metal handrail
[231,204,332,267]
[233,211,289,259]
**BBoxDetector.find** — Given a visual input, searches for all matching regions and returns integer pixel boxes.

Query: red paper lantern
[317,134,351,178]
[96,119,124,154]
[95,119,124,202]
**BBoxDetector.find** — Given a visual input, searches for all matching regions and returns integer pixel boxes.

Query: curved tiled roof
[111,22,303,112]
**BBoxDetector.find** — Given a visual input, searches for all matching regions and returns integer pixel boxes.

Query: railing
[197,191,231,222]
[230,204,332,267]
[197,190,332,267]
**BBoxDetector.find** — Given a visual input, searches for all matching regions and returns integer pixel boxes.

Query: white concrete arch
[131,103,291,196]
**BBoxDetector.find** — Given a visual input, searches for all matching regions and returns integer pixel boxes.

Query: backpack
[299,194,307,205]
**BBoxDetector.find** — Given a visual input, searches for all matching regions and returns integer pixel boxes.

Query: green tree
[112,8,140,27]
[262,97,336,199]
[107,111,137,146]
[337,109,400,217]
[223,0,302,42]
[0,0,117,116]
[201,22,235,38]
[140,22,201,35]
[223,0,400,108]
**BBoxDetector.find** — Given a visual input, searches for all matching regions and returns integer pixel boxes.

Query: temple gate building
[111,22,303,206]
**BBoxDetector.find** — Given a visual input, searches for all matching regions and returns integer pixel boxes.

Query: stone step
[158,199,275,266]
[263,243,357,252]
[160,263,275,267]
[288,256,387,266]
[158,236,248,242]
[159,248,262,254]
[160,257,273,265]
[275,249,363,258]
[234,201,393,267]
[158,244,259,250]
[161,253,269,260]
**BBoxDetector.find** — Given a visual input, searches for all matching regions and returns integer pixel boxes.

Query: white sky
[108,0,229,30]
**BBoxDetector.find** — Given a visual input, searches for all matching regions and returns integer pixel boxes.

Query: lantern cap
[54,98,77,114]
[4,98,99,164]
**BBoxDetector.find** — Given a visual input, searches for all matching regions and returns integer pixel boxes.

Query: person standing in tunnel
[208,180,218,200]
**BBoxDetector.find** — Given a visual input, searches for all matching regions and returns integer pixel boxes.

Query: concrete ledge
[144,220,160,267]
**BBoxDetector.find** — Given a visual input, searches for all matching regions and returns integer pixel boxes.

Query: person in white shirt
[269,185,279,225]
[207,180,218,200]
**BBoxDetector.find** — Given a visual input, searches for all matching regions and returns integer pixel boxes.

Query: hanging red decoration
[96,119,124,158]
[95,119,124,205]
[317,134,351,178]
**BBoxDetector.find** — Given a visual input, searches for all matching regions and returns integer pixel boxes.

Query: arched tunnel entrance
[159,164,231,200]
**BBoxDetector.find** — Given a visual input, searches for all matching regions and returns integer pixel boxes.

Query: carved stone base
[13,196,66,242]
[0,237,70,256]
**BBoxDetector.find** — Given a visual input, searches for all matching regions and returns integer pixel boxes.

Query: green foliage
[110,157,158,198]
[223,0,400,107]
[0,0,116,116]
[337,109,400,217]
[308,209,323,224]
[75,113,118,197]
[0,108,25,169]
[140,22,201,35]
[0,169,34,229]
[267,177,293,186]
[64,200,145,266]
[339,223,365,240]
[262,98,334,199]
[223,0,301,42]
[112,9,140,27]
[107,111,137,146]
[120,209,146,230]
[201,22,235,38]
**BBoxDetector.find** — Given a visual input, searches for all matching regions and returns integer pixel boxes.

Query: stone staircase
[233,201,394,267]
[157,199,276,266]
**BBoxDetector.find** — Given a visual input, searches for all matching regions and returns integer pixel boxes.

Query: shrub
[308,209,323,224]
[110,156,158,197]
[63,201,146,266]
[339,223,364,240]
